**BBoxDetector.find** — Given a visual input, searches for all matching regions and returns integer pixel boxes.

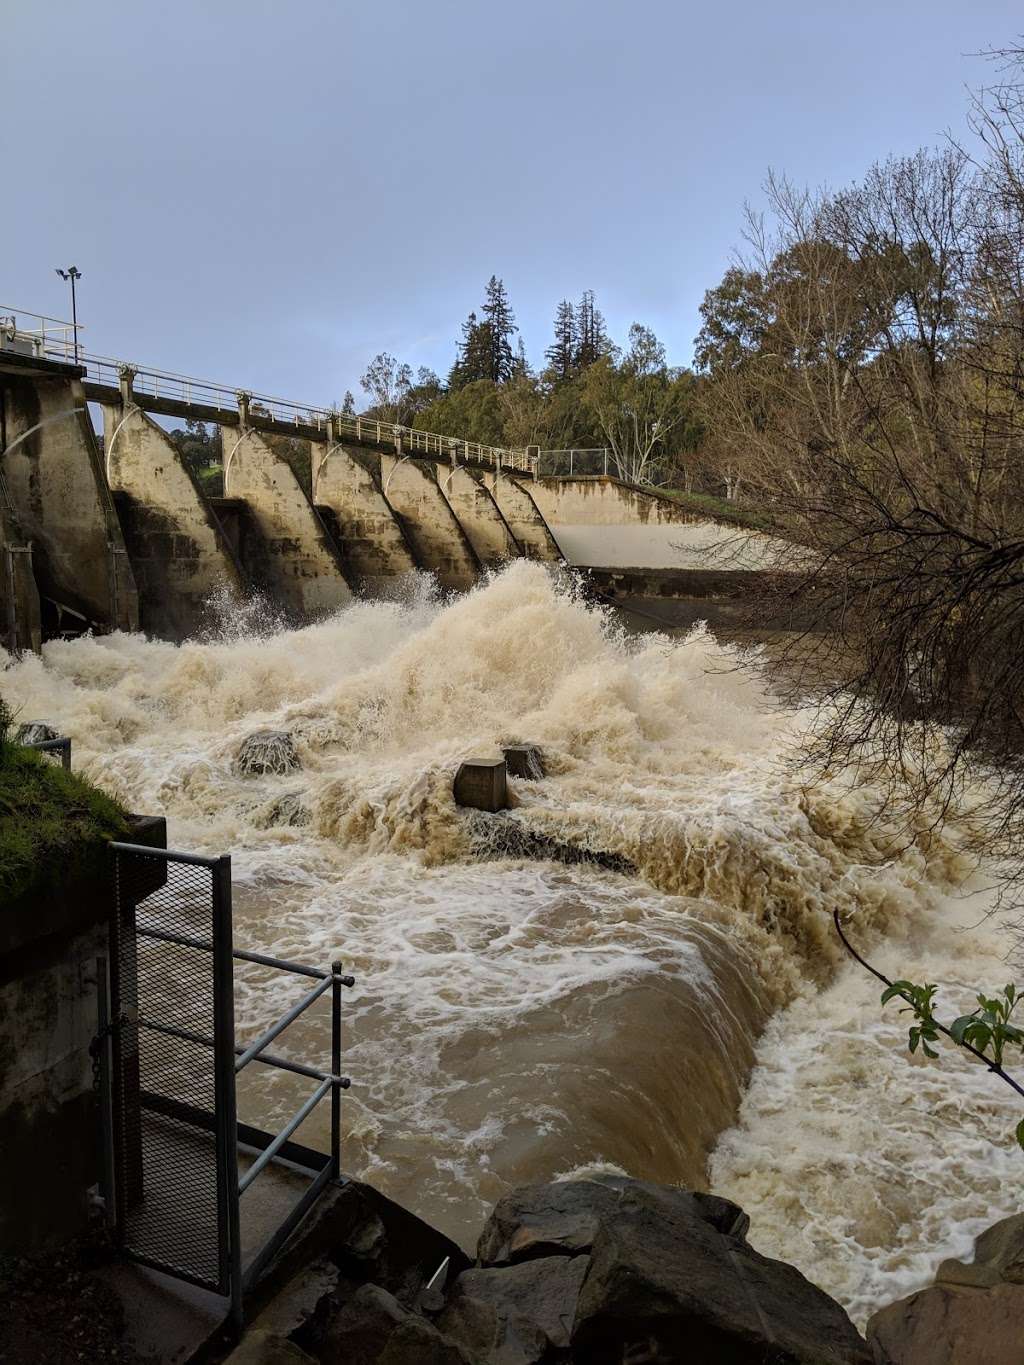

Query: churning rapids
[5,561,1022,1325]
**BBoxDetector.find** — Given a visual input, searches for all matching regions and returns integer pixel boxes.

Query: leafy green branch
[833,910,1024,1150]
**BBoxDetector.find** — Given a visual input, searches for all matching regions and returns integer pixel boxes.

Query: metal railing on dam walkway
[2,304,543,476]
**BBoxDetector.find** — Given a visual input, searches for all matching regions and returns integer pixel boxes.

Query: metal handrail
[235,975,335,1072]
[1,305,545,474]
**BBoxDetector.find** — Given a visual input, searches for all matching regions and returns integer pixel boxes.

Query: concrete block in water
[502,743,545,779]
[454,759,508,812]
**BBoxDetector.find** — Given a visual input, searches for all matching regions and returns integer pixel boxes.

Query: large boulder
[317,1283,477,1365]
[481,1178,869,1365]
[868,1213,1024,1365]
[439,1255,589,1363]
[234,730,301,777]
[477,1177,746,1267]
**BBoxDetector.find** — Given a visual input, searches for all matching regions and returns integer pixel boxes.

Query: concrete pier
[313,444,418,586]
[1,362,138,632]
[487,473,564,563]
[103,404,247,640]
[441,466,521,567]
[379,455,480,591]
[223,427,353,620]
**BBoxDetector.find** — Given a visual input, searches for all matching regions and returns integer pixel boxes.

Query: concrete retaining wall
[487,474,563,563]
[529,477,778,570]
[1,371,138,631]
[223,428,353,620]
[379,455,480,591]
[313,444,418,585]
[441,466,520,567]
[104,405,248,640]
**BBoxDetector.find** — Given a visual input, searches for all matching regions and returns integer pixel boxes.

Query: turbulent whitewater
[4,561,1020,1322]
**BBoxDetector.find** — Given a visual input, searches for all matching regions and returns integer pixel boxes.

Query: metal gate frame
[101,841,353,1331]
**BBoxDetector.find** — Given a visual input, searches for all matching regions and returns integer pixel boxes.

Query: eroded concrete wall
[313,444,418,586]
[529,477,778,570]
[379,455,480,591]
[104,404,247,640]
[441,465,520,567]
[1,372,137,631]
[487,473,563,563]
[224,427,352,620]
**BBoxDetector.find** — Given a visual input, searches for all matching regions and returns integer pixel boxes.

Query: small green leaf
[1016,1117,1024,1153]
[922,1041,940,1059]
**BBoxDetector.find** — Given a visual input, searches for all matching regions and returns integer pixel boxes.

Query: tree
[545,299,577,381]
[168,417,221,477]
[449,311,491,389]
[341,390,355,415]
[360,352,413,423]
[482,275,517,384]
[579,325,698,484]
[697,101,1024,915]
[575,290,610,369]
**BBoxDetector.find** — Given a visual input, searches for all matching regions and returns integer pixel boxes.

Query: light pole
[55,266,82,364]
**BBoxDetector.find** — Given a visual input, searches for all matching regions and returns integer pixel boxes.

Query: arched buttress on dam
[102,404,248,641]
[379,454,481,591]
[486,472,564,563]
[439,465,521,567]
[312,443,418,588]
[222,427,353,619]
[0,358,138,634]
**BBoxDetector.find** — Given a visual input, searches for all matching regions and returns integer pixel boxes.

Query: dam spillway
[0,316,782,649]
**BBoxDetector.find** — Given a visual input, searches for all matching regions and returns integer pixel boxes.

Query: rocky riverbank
[227,1174,873,1364]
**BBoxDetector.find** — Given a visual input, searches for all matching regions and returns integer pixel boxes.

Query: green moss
[656,487,769,530]
[0,744,130,906]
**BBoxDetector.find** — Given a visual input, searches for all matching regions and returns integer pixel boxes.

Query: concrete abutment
[379,454,481,591]
[223,427,354,620]
[312,443,418,587]
[0,365,138,633]
[103,404,248,640]
[440,465,521,567]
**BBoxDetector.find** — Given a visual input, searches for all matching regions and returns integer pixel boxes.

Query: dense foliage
[692,46,1024,923]
[357,281,706,487]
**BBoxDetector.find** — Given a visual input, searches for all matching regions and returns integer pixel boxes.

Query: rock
[936,1212,1024,1288]
[257,790,311,828]
[867,1282,1024,1365]
[15,721,60,746]
[288,1181,470,1358]
[501,744,545,780]
[479,1179,627,1266]
[234,730,301,776]
[567,1179,870,1364]
[439,1256,588,1363]
[318,1283,478,1365]
[454,759,508,812]
[225,1330,316,1363]
[477,1176,746,1266]
[465,815,636,877]
[868,1213,1024,1364]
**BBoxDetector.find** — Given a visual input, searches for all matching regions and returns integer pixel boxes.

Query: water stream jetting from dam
[4,560,1022,1326]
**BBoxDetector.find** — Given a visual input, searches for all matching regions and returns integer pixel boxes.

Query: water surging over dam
[4,561,1020,1321]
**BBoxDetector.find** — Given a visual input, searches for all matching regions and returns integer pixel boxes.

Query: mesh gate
[104,840,352,1331]
[109,845,237,1294]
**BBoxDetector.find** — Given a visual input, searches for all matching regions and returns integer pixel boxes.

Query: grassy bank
[0,738,129,906]
[656,487,769,530]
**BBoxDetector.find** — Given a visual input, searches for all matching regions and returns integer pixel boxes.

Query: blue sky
[4,2,1020,407]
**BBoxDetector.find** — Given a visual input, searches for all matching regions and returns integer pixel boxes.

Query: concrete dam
[0,312,775,650]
